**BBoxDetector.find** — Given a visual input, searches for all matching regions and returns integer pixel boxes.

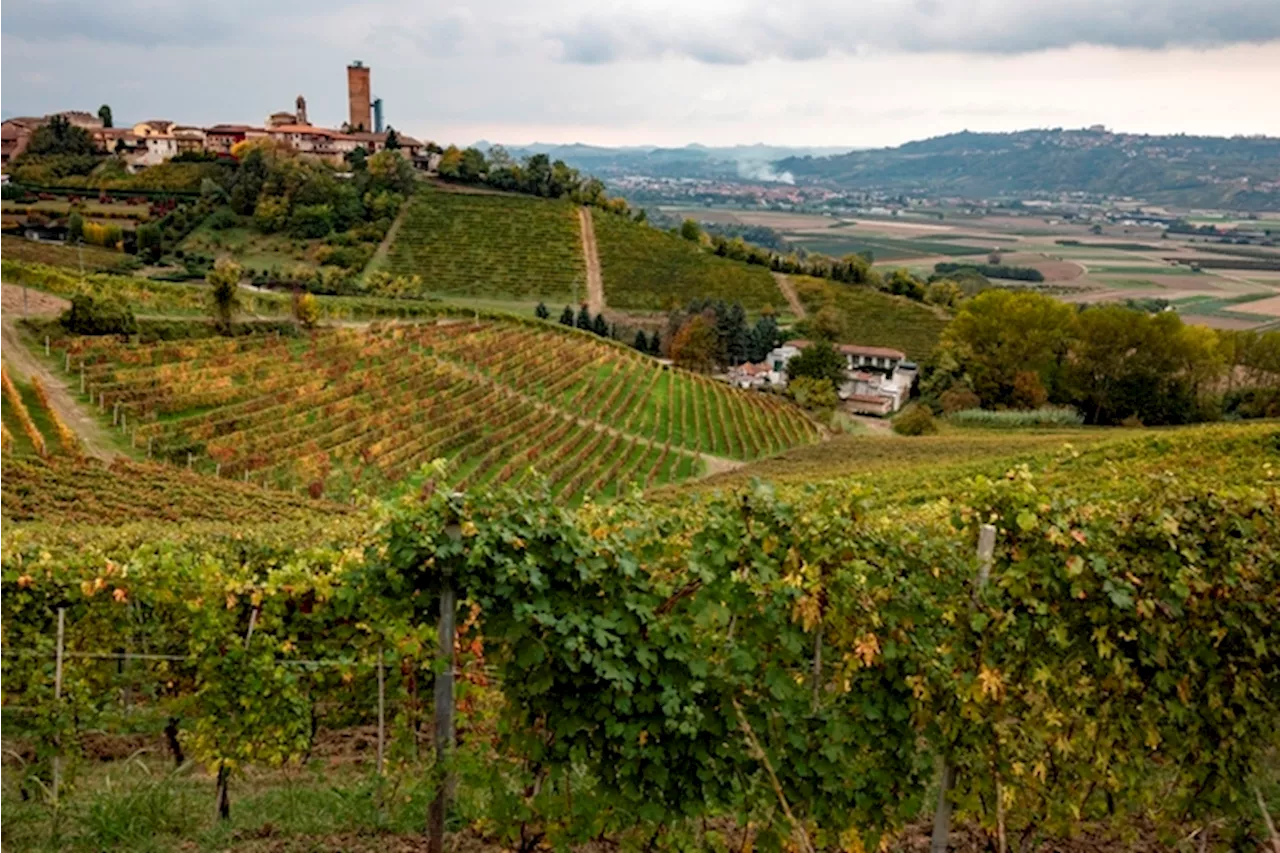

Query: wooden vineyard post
[428,511,462,853]
[931,524,997,853]
[52,607,66,806]
[45,336,50,356]
[377,649,386,777]
[79,366,84,395]
[64,352,70,373]
[428,581,457,853]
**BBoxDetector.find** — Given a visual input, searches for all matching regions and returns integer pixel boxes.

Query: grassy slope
[0,235,132,273]
[592,212,781,311]
[792,275,952,361]
[379,188,585,303]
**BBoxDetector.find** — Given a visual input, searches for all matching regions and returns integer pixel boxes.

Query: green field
[789,233,992,262]
[379,188,585,302]
[179,219,326,273]
[792,276,951,360]
[592,211,781,311]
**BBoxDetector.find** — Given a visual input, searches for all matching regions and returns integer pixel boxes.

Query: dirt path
[579,207,605,313]
[362,202,410,278]
[772,272,807,318]
[1,314,119,461]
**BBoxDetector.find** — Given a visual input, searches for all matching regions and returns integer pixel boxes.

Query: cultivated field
[380,188,586,302]
[54,320,819,501]
[791,275,951,360]
[592,210,781,311]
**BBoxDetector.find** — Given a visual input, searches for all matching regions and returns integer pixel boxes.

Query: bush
[939,386,981,414]
[60,293,138,336]
[289,204,334,239]
[206,208,238,230]
[947,406,1084,429]
[892,403,937,436]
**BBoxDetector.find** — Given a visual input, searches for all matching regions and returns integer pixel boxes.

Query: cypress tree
[592,313,609,337]
[634,330,649,352]
[536,302,550,320]
[577,305,592,330]
[559,306,575,326]
[649,330,661,356]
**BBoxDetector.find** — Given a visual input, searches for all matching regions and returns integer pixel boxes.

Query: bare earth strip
[1,295,119,461]
[1227,293,1280,318]
[772,272,807,318]
[579,206,605,313]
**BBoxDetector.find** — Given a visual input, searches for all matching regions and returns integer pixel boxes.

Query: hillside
[592,211,782,311]
[791,276,951,360]
[379,186,586,303]
[777,129,1280,209]
[57,320,819,502]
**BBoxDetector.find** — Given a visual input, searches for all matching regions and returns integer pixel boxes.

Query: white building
[763,339,918,415]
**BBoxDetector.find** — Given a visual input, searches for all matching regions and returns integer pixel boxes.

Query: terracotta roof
[782,339,811,348]
[845,393,893,405]
[348,131,423,147]
[206,124,262,134]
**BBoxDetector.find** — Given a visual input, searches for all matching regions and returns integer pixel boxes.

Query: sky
[3,0,1280,150]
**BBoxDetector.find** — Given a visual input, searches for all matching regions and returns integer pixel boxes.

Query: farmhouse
[763,339,918,415]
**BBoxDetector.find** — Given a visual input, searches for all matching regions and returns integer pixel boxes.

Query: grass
[947,406,1084,428]
[591,212,780,311]
[379,187,585,303]
[792,275,951,361]
[179,220,323,273]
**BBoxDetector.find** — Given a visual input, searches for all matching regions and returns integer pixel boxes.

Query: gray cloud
[5,0,1280,59]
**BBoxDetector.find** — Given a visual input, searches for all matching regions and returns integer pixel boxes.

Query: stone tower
[346,62,371,132]
[295,95,308,126]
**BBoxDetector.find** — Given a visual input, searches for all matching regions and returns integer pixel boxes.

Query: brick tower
[347,61,371,132]
[295,95,308,126]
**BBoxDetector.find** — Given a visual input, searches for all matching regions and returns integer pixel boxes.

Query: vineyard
[591,211,783,311]
[793,274,952,360]
[52,319,819,501]
[2,423,1277,851]
[379,188,586,302]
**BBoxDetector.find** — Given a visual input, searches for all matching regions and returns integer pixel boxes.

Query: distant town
[1,61,442,173]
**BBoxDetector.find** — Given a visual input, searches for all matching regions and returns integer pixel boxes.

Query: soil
[579,206,605,313]
[1,282,70,316]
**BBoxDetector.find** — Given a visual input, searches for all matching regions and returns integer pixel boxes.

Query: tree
[384,128,401,150]
[787,376,838,418]
[293,291,319,330]
[67,211,85,243]
[811,305,843,341]
[939,289,1076,408]
[98,104,113,128]
[925,279,964,310]
[535,302,550,320]
[576,305,592,331]
[346,146,369,171]
[648,330,661,356]
[136,222,163,263]
[253,196,290,233]
[592,313,609,337]
[786,339,845,386]
[559,306,575,327]
[670,316,718,373]
[886,268,925,301]
[207,259,243,335]
[679,219,703,243]
[747,315,780,362]
[366,150,416,195]
[288,204,334,239]
[633,330,649,352]
[28,115,95,157]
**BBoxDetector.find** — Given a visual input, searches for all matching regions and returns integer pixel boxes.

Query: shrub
[206,208,238,230]
[289,204,334,239]
[60,293,138,336]
[947,406,1084,429]
[939,386,981,414]
[892,403,937,436]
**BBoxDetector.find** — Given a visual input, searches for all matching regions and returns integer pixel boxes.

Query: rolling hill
[776,129,1280,210]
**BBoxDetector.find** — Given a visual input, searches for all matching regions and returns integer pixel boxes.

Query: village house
[265,125,360,164]
[172,126,207,155]
[757,339,918,416]
[203,125,268,155]
[348,130,424,159]
[1,118,41,166]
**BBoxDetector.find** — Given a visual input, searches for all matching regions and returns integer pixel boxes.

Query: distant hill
[775,129,1280,210]
[491,143,851,182]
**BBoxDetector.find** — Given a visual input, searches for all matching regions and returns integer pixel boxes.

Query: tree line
[436,146,631,215]
[923,289,1280,425]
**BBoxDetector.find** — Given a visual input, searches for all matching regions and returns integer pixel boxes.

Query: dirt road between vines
[579,207,605,313]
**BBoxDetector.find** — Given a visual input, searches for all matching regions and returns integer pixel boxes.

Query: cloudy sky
[3,0,1279,149]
